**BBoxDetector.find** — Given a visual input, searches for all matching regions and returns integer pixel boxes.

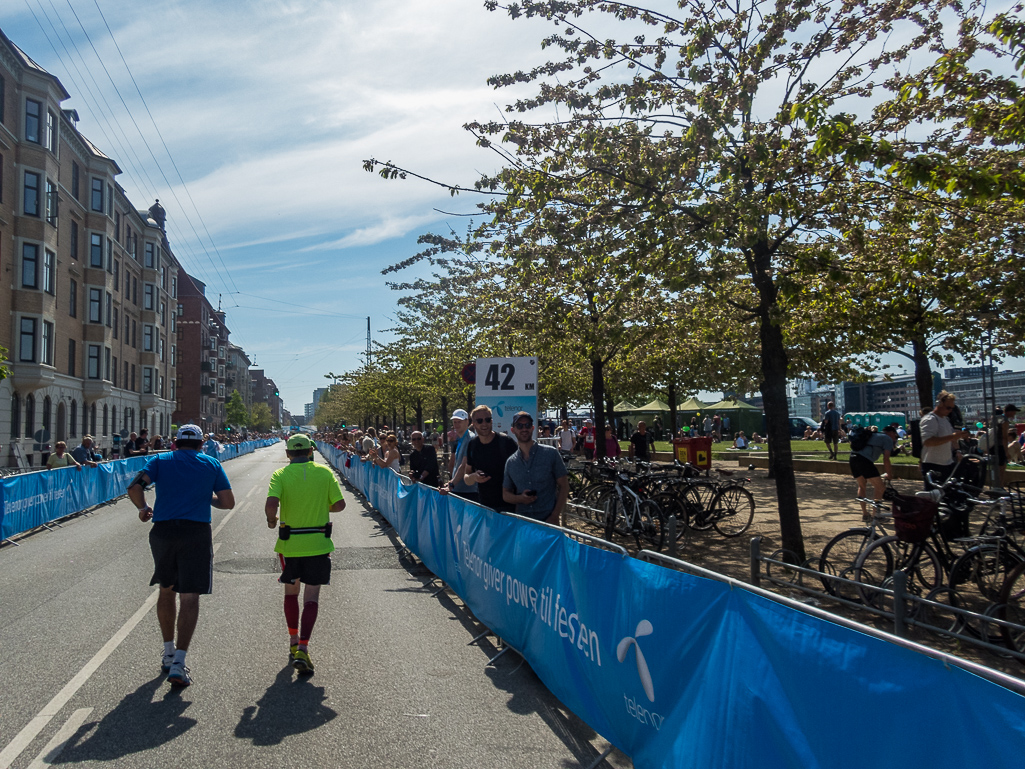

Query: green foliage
[225,391,249,427]
[250,402,274,433]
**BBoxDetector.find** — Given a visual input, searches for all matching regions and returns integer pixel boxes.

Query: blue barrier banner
[1,439,278,541]
[319,443,1025,769]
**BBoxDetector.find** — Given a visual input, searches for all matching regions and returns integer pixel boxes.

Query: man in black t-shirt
[629,421,655,463]
[452,405,517,512]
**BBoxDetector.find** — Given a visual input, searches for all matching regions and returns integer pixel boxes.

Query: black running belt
[278,522,333,540]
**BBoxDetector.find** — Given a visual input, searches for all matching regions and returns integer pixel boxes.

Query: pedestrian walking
[127,424,235,687]
[264,434,346,674]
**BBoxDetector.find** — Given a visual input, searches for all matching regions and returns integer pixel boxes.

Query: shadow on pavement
[57,675,196,762]
[234,665,337,746]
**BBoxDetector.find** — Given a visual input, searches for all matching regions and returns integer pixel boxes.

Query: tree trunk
[668,381,678,437]
[605,391,616,444]
[441,396,449,448]
[414,400,423,431]
[592,356,606,459]
[911,336,934,413]
[561,404,569,421]
[753,245,805,563]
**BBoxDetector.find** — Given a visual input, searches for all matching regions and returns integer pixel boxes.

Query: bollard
[750,536,762,587]
[892,569,908,638]
[666,515,677,559]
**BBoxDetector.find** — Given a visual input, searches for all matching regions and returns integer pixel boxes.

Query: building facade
[0,33,178,464]
[172,275,232,433]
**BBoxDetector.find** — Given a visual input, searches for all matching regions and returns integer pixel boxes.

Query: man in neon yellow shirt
[265,434,345,674]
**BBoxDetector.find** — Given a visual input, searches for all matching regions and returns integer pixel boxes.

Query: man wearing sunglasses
[450,405,517,512]
[920,390,970,486]
[503,412,568,524]
[408,431,440,487]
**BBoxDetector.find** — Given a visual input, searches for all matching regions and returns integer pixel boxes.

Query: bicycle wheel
[653,492,688,545]
[996,561,1025,660]
[681,481,717,530]
[818,528,875,601]
[603,496,629,542]
[711,486,755,538]
[854,535,941,610]
[633,499,666,552]
[920,586,966,636]
[947,545,1025,639]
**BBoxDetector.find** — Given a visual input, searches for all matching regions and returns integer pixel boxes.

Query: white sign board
[475,357,538,436]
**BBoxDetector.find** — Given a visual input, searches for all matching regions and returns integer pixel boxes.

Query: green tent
[704,398,762,436]
[636,399,673,412]
[677,397,708,412]
[613,400,640,413]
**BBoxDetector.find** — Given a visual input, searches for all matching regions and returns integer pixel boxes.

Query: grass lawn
[621,439,922,464]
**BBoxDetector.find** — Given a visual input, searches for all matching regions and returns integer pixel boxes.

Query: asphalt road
[0,446,629,769]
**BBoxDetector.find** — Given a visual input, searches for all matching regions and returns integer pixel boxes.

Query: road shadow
[56,675,196,762]
[234,665,337,746]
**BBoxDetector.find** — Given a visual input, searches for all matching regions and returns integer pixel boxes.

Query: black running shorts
[149,520,213,594]
[848,454,880,480]
[278,553,332,586]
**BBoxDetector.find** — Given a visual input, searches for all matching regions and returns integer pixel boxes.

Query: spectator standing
[408,431,440,486]
[453,405,517,512]
[849,425,898,520]
[580,419,596,459]
[557,419,576,454]
[448,409,476,500]
[123,432,138,458]
[502,412,569,524]
[127,424,234,688]
[702,414,713,437]
[264,434,345,674]
[135,429,151,455]
[712,413,722,441]
[604,426,622,458]
[361,428,378,455]
[822,401,842,460]
[47,441,82,471]
[629,421,655,463]
[993,404,1019,487]
[203,433,221,458]
[920,391,970,485]
[70,435,101,467]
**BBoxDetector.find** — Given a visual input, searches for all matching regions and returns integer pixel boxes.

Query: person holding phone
[449,404,517,512]
[503,411,569,525]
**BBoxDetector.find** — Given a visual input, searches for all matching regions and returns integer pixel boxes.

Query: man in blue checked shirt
[502,411,569,525]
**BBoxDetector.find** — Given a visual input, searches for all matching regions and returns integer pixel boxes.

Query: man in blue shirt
[128,424,235,687]
[503,411,569,524]
[849,424,897,520]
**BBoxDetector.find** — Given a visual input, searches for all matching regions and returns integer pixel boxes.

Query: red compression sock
[284,594,300,637]
[299,601,319,647]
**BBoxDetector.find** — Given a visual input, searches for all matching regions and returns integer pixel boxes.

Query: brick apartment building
[0,31,179,464]
[172,274,231,433]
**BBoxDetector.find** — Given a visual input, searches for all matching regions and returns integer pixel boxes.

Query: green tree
[225,391,249,428]
[250,402,274,433]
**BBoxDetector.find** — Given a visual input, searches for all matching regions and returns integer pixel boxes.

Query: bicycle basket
[891,494,937,543]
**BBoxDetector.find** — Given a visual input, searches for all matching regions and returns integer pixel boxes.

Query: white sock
[163,641,175,657]
[172,649,187,665]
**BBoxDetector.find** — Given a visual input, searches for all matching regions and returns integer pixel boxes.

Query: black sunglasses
[513,422,533,429]
[474,417,492,424]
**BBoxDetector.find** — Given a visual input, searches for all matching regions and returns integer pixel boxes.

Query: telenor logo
[617,620,655,702]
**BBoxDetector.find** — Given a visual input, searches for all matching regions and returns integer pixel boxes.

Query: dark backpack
[910,419,922,459]
[849,425,873,453]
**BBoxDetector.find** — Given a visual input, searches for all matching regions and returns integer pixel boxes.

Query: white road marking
[0,454,259,768]
[25,708,93,769]
[0,590,157,769]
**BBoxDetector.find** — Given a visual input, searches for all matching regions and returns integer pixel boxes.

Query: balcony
[11,363,56,392]
[83,379,113,401]
[201,385,213,395]
[140,392,162,410]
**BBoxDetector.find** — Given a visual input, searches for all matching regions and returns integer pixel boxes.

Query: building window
[124,314,130,341]
[104,347,111,381]
[171,345,176,366]
[113,260,119,291]
[72,162,80,200]
[88,288,102,323]
[106,239,112,271]
[144,243,155,268]
[19,318,36,362]
[160,302,166,327]
[23,171,39,217]
[91,178,104,212]
[143,324,153,351]
[46,109,56,153]
[70,221,78,260]
[132,320,137,348]
[112,355,117,384]
[43,250,55,295]
[70,279,77,316]
[22,243,38,288]
[132,276,138,305]
[158,337,164,362]
[25,394,35,437]
[10,394,20,438]
[69,400,77,438]
[107,186,113,216]
[87,344,101,379]
[171,277,177,298]
[144,283,155,310]
[25,99,41,143]
[45,178,57,225]
[143,367,153,394]
[123,365,128,390]
[113,308,118,339]
[68,338,76,376]
[41,321,53,365]
[90,233,103,268]
[105,292,112,327]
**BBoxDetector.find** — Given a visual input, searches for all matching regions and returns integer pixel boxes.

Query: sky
[1,1,1020,417]
[0,0,555,415]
